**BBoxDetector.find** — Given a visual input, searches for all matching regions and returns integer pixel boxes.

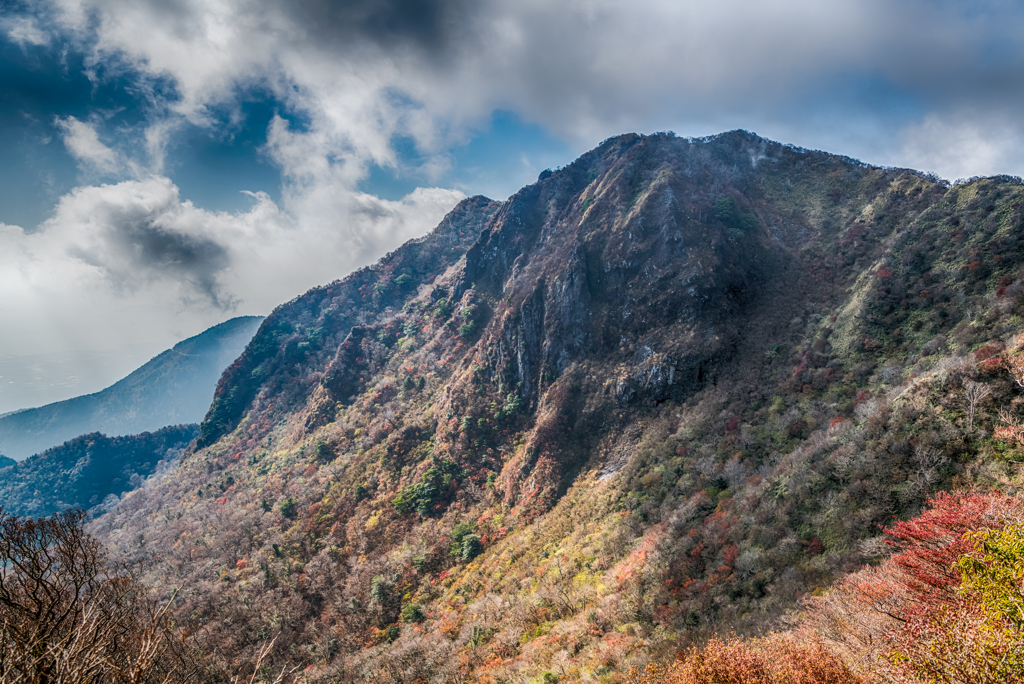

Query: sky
[2,0,1024,413]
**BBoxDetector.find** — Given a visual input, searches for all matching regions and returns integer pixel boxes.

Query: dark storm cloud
[280,0,474,58]
[51,178,239,310]
[75,0,478,67]
[67,222,235,309]
[113,217,233,308]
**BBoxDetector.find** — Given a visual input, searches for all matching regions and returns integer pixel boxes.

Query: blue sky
[3,0,1024,413]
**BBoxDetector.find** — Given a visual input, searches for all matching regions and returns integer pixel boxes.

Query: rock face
[91,130,1024,682]
[201,133,804,444]
[197,196,501,447]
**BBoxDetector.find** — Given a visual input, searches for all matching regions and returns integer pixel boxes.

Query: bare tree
[995,408,1024,449]
[1002,336,1024,388]
[0,508,199,684]
[230,636,304,684]
[962,379,991,431]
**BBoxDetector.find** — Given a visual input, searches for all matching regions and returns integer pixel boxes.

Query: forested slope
[90,131,1024,682]
[0,425,198,517]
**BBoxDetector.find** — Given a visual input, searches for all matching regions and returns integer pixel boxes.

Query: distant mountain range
[0,316,263,460]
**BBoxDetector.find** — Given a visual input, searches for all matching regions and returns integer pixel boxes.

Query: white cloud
[40,0,1024,182]
[0,174,462,359]
[3,16,49,46]
[897,111,1024,182]
[54,116,131,176]
[8,0,1024,382]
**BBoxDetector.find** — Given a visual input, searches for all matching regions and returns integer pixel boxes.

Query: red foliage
[882,490,1010,600]
[852,390,871,407]
[721,545,739,565]
[974,342,1005,362]
[804,490,1024,683]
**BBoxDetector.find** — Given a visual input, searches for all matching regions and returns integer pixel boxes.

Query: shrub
[315,439,333,462]
[375,624,400,643]
[392,457,463,516]
[449,521,477,559]
[715,197,758,238]
[503,392,524,417]
[432,298,451,319]
[460,534,483,562]
[401,603,425,623]
[370,575,393,605]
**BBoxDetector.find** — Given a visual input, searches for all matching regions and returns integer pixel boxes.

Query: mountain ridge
[90,130,1024,682]
[0,315,263,460]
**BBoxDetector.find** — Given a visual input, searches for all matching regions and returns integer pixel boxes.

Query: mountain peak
[87,131,1024,681]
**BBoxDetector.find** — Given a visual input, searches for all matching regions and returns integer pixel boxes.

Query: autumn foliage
[803,490,1024,684]
[53,134,1024,682]
[629,633,864,684]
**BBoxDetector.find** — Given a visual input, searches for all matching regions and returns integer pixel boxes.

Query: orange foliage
[628,634,864,684]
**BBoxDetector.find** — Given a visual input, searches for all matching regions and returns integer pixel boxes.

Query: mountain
[91,131,1024,682]
[0,425,198,517]
[0,316,263,460]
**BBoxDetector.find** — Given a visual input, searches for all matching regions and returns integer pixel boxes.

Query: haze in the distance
[2,0,1023,412]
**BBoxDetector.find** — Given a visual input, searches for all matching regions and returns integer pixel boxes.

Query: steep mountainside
[92,131,1024,682]
[0,424,197,517]
[0,316,262,460]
